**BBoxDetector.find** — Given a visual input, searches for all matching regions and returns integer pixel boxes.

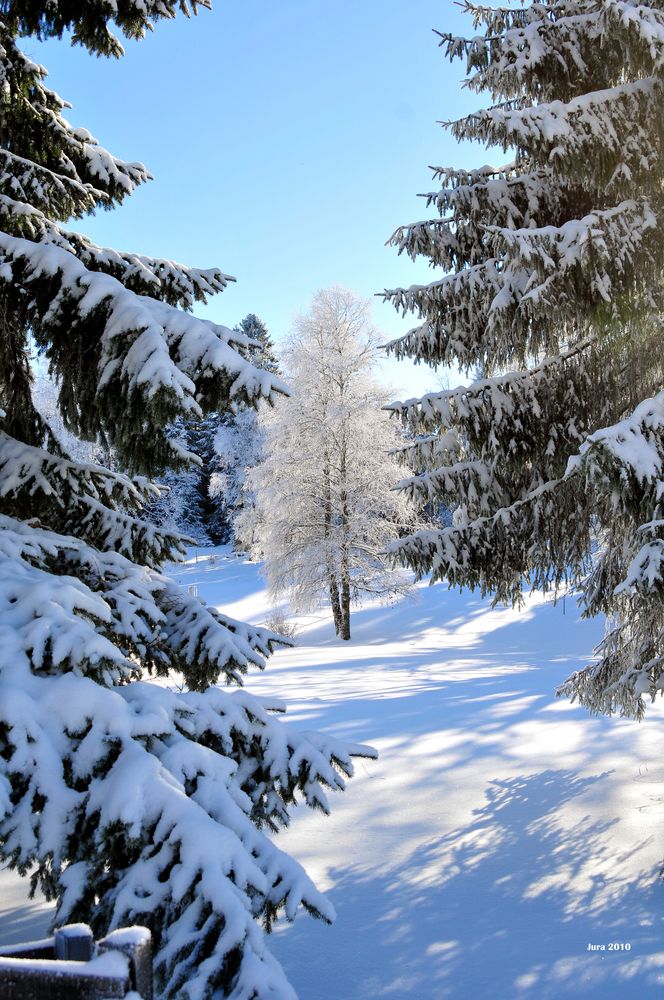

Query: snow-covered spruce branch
[157,580,288,690]
[389,471,591,603]
[65,236,236,311]
[394,458,509,517]
[389,429,462,474]
[383,200,661,369]
[441,1,664,102]
[391,388,664,598]
[0,429,153,508]
[386,337,596,432]
[385,336,643,509]
[3,1,213,60]
[451,77,661,183]
[0,151,105,220]
[0,664,375,1000]
[557,608,664,719]
[0,514,283,684]
[0,197,235,308]
[382,261,525,369]
[75,494,189,568]
[0,431,186,566]
[392,388,664,714]
[0,233,288,468]
[487,198,660,306]
[388,172,594,272]
[0,34,150,209]
[569,388,664,509]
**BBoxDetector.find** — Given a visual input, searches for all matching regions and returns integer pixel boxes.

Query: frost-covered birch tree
[249,287,414,640]
[0,5,374,998]
[385,0,664,719]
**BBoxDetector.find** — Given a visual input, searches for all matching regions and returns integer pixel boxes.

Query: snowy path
[2,548,663,998]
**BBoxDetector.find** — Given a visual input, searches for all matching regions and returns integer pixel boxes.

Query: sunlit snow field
[2,547,664,998]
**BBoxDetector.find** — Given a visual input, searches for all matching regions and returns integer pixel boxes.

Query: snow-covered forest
[0,1,663,999]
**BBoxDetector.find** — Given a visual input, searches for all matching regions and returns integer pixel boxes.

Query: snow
[582,389,664,484]
[0,948,128,978]
[3,546,663,997]
[0,232,290,467]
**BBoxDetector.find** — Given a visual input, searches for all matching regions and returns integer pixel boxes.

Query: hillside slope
[2,547,663,998]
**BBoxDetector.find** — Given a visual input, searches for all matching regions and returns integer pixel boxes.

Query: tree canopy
[249,287,414,640]
[385,0,664,719]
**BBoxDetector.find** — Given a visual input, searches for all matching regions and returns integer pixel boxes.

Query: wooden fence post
[0,924,153,999]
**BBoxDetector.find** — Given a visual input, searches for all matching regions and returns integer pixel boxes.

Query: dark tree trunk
[339,438,351,640]
[323,449,342,634]
[329,574,342,635]
[340,569,351,640]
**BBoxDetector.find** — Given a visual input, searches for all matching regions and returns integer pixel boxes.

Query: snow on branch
[451,77,660,182]
[3,2,213,60]
[0,429,153,508]
[392,388,664,609]
[387,337,595,431]
[488,198,659,307]
[396,457,506,515]
[558,387,664,715]
[383,198,660,369]
[570,387,664,491]
[1,29,150,210]
[0,513,289,688]
[0,151,104,221]
[0,197,235,309]
[0,431,186,567]
[389,470,591,604]
[0,234,288,470]
[0,662,374,999]
[441,2,664,101]
[157,581,289,690]
[388,169,583,271]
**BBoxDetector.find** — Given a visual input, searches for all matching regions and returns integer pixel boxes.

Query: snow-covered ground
[2,547,663,998]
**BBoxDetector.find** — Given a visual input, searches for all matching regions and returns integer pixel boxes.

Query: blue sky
[29,1,493,397]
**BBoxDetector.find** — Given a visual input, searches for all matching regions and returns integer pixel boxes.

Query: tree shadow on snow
[271,770,664,999]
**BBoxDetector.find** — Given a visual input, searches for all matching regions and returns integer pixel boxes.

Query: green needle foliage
[385,0,664,720]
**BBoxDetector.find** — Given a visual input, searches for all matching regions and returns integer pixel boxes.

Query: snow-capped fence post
[0,924,152,999]
[98,927,153,1000]
[54,924,95,961]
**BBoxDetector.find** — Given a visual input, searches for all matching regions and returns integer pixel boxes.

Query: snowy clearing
[2,546,663,998]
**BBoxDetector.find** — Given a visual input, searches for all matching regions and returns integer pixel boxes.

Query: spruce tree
[234,314,281,376]
[385,0,664,719]
[143,417,220,547]
[0,6,373,998]
[146,316,279,547]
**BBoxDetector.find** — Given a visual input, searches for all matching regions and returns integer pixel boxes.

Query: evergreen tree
[0,7,374,998]
[249,287,415,641]
[147,315,279,547]
[212,405,268,552]
[145,413,233,547]
[385,0,664,719]
[234,313,281,376]
[207,315,281,549]
[143,417,218,547]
